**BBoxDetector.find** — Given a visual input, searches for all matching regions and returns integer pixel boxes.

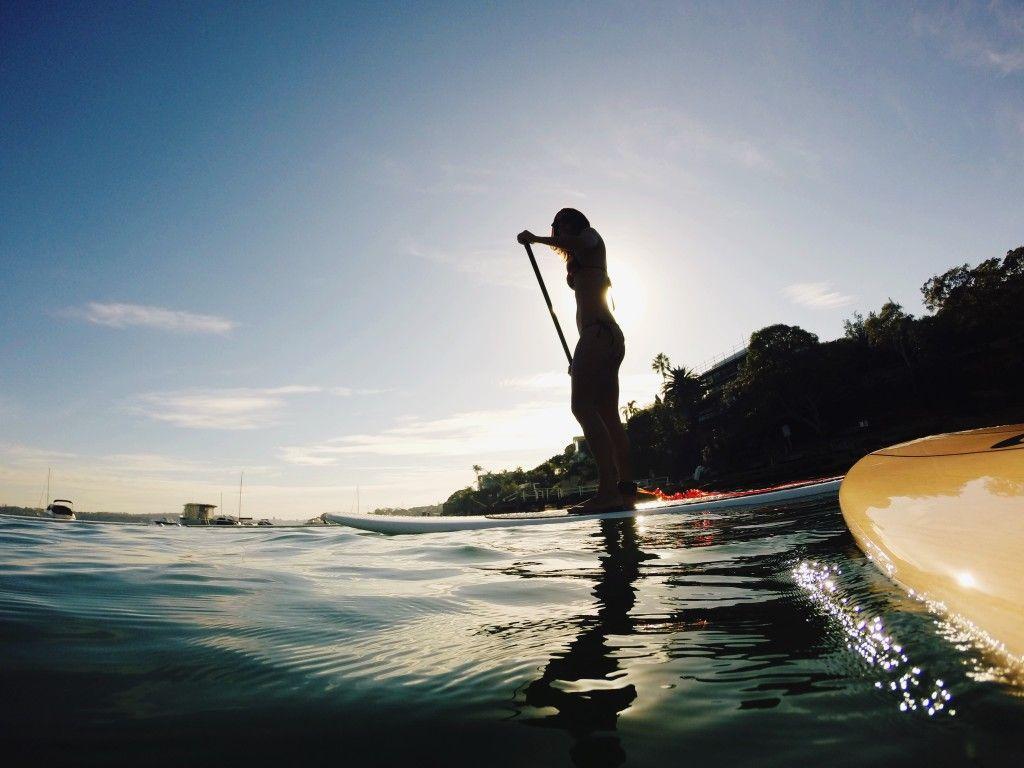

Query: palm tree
[621,400,639,421]
[664,366,703,422]
[651,353,672,381]
[472,464,483,491]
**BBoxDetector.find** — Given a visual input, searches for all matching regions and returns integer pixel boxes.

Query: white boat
[41,469,75,520]
[47,499,76,521]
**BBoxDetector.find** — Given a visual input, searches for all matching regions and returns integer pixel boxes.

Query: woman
[518,209,636,513]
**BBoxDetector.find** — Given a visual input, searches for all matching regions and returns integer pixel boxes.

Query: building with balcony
[697,346,748,423]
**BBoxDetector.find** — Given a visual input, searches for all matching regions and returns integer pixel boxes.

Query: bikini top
[566,229,610,290]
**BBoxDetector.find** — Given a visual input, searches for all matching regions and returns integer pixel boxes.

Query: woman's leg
[571,397,618,497]
[594,327,633,501]
[571,327,624,510]
[596,386,632,488]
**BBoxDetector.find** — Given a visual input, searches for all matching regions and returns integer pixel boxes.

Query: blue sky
[2,1,1022,517]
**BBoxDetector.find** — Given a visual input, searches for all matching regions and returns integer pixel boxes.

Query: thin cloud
[0,442,78,463]
[592,106,785,182]
[278,400,577,464]
[331,386,395,396]
[404,243,534,290]
[99,453,234,474]
[784,282,854,309]
[129,386,321,430]
[914,1,1024,75]
[71,302,237,334]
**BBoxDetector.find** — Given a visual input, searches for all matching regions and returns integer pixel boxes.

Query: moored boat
[47,499,75,521]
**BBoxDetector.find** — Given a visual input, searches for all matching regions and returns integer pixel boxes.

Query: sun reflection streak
[925,600,1024,690]
[792,561,956,717]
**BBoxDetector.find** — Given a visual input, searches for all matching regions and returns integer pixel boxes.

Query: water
[1,501,1021,767]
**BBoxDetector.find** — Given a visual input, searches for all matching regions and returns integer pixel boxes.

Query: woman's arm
[517,229,597,252]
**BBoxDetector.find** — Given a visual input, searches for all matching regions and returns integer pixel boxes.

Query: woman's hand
[517,230,537,245]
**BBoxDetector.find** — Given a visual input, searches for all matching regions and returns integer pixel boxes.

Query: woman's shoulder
[579,227,602,248]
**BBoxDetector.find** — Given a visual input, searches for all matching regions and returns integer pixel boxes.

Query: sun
[608,260,645,333]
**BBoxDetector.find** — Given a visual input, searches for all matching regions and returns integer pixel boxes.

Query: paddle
[523,243,573,370]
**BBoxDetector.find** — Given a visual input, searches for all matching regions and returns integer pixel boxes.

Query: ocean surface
[1,500,1022,767]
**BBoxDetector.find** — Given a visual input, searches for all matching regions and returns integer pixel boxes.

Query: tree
[921,263,974,314]
[864,301,915,368]
[472,464,483,491]
[745,324,818,370]
[663,366,703,419]
[920,250,1022,318]
[737,324,828,436]
[651,353,672,381]
[621,400,640,421]
[843,312,868,344]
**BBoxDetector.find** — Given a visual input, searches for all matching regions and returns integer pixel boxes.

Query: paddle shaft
[523,243,573,367]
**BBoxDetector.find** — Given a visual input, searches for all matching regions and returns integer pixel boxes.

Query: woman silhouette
[519,209,636,513]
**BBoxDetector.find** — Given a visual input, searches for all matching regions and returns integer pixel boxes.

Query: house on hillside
[697,347,748,424]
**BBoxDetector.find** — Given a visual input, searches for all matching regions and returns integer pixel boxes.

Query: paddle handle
[524,243,573,369]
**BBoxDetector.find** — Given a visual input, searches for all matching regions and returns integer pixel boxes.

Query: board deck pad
[485,509,583,520]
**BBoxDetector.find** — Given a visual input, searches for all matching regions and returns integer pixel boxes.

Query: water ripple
[2,501,1022,766]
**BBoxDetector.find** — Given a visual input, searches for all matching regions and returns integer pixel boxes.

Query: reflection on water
[1,500,1023,767]
[516,521,651,766]
[793,560,955,716]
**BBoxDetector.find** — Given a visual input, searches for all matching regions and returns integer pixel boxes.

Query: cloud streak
[331,386,395,397]
[404,243,534,290]
[279,369,663,469]
[129,386,322,430]
[126,384,392,430]
[914,1,1024,75]
[71,302,237,334]
[279,400,577,465]
[784,282,854,309]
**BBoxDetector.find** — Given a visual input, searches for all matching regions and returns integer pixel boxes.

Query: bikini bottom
[572,320,625,374]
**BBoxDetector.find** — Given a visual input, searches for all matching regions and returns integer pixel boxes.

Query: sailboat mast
[45,467,51,509]
[238,472,243,523]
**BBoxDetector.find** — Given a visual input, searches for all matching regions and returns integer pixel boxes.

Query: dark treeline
[626,245,1024,485]
[431,246,1022,516]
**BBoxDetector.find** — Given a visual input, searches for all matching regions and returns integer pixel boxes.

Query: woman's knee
[571,394,598,421]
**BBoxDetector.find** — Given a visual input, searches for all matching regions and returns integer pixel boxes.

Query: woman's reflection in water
[520,519,656,767]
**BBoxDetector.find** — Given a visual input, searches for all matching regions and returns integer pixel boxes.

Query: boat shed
[181,503,217,525]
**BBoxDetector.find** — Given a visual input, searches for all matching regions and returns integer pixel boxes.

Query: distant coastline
[0,506,296,526]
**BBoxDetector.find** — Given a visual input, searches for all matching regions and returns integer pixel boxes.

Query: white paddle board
[325,477,841,534]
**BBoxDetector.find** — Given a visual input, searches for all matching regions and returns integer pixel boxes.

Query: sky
[1,1,1022,518]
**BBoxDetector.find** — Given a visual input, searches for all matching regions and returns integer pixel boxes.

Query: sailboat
[43,469,76,521]
[213,472,247,525]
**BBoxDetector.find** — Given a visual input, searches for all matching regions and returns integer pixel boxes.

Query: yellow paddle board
[840,424,1024,662]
